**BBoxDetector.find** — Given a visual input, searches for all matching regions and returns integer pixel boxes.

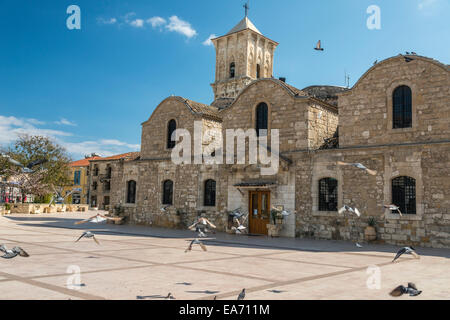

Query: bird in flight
[0,245,30,259]
[314,40,324,51]
[237,289,246,300]
[188,217,217,231]
[1,154,47,173]
[356,243,363,248]
[185,239,207,253]
[75,214,123,225]
[392,246,420,262]
[337,161,377,175]
[271,207,292,217]
[390,283,422,297]
[338,205,361,217]
[383,204,403,217]
[75,231,100,245]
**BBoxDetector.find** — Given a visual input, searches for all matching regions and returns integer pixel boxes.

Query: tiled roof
[211,98,235,110]
[183,98,222,121]
[90,152,140,162]
[302,85,349,107]
[70,156,102,167]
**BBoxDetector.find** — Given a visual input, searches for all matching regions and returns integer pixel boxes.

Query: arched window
[318,178,338,211]
[229,62,235,78]
[204,179,216,206]
[392,176,416,214]
[167,119,176,149]
[126,180,136,204]
[256,64,261,79]
[162,180,173,205]
[256,102,268,136]
[393,86,412,129]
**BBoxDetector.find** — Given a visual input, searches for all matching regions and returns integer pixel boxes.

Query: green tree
[1,134,72,197]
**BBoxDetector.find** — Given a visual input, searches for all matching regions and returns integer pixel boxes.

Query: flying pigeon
[405,52,411,55]
[390,283,422,297]
[165,293,176,300]
[237,289,246,300]
[338,205,361,217]
[185,239,207,253]
[188,217,217,231]
[392,247,420,262]
[356,243,363,248]
[49,187,79,206]
[271,207,292,217]
[314,40,324,51]
[337,161,377,175]
[229,208,246,219]
[384,204,403,217]
[75,214,123,225]
[0,245,29,259]
[75,231,100,245]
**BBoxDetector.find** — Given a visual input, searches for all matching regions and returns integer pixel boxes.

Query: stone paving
[0,211,449,300]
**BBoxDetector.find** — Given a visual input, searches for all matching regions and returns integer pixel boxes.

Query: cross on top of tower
[243,1,250,17]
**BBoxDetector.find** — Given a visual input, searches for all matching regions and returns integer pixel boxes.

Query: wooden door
[249,191,270,235]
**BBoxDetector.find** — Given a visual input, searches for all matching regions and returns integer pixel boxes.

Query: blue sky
[0,0,448,159]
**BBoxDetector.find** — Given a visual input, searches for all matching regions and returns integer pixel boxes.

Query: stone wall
[338,56,450,147]
[294,143,450,248]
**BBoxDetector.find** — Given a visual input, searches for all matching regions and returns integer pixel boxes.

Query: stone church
[97,16,450,248]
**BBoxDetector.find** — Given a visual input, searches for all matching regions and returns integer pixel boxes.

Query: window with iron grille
[393,86,412,129]
[392,176,416,214]
[256,102,268,137]
[167,120,176,149]
[318,178,338,211]
[126,180,136,204]
[162,180,173,205]
[204,179,216,206]
[229,62,235,78]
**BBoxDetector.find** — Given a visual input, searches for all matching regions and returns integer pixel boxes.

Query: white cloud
[62,140,140,158]
[0,115,139,159]
[97,17,117,25]
[418,0,438,10]
[55,118,77,126]
[202,34,217,46]
[0,116,72,145]
[130,19,144,28]
[166,15,197,38]
[147,16,166,28]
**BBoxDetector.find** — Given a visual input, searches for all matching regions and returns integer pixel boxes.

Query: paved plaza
[0,211,449,300]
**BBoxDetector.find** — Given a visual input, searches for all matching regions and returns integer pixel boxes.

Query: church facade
[104,17,450,248]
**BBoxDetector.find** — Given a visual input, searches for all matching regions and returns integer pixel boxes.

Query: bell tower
[210,8,278,102]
